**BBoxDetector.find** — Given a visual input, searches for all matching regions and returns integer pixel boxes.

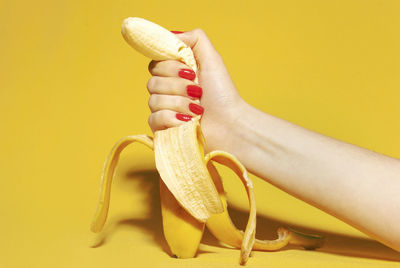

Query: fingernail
[189,103,204,115]
[178,69,196,81]
[186,85,202,98]
[171,31,184,34]
[176,113,192,122]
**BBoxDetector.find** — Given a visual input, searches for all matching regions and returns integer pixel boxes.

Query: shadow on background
[90,169,170,255]
[91,168,400,262]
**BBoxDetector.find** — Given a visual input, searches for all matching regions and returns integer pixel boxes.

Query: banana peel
[90,17,325,266]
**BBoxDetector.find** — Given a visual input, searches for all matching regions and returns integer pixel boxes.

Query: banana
[154,116,223,222]
[91,135,154,233]
[206,161,325,253]
[204,151,256,265]
[121,17,198,82]
[160,179,204,258]
[91,17,324,266]
[91,118,256,264]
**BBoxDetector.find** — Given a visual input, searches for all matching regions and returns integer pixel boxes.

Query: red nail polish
[186,85,202,98]
[171,31,184,34]
[189,103,204,115]
[176,113,192,122]
[178,69,196,81]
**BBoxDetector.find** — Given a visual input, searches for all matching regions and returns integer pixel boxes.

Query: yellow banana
[154,116,223,221]
[90,17,324,265]
[91,135,154,233]
[206,160,324,253]
[204,151,256,265]
[160,179,204,258]
[121,17,198,82]
[91,118,256,263]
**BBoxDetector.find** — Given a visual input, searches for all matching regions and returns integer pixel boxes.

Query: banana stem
[287,227,325,250]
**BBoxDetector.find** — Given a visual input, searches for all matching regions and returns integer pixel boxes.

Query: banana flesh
[90,17,324,266]
[154,117,223,222]
[90,119,323,263]
[122,17,198,82]
[89,124,206,259]
[91,117,257,263]
[122,17,222,222]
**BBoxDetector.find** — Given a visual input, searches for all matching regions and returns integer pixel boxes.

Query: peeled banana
[91,17,324,265]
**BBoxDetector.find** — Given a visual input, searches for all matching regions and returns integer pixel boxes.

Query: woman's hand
[146,27,400,253]
[146,29,244,151]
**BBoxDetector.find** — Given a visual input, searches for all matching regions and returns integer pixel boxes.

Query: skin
[146,29,400,252]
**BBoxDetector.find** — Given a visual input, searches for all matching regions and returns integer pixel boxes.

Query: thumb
[173,29,223,69]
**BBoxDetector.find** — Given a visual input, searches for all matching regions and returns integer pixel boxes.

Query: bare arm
[145,28,400,251]
[225,100,400,251]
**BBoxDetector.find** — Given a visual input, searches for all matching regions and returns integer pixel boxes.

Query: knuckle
[193,28,206,36]
[147,95,156,110]
[147,114,154,127]
[154,111,172,131]
[146,77,158,93]
[148,111,168,130]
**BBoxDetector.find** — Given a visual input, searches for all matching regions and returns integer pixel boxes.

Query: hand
[147,29,244,151]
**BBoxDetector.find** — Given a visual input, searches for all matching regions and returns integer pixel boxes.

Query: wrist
[222,100,277,176]
[225,100,256,153]
[212,98,253,154]
[199,97,247,153]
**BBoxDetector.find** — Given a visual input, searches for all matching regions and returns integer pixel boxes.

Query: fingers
[146,59,204,132]
[173,29,223,68]
[147,76,202,98]
[148,60,196,80]
[146,28,220,133]
[148,110,195,132]
[148,94,204,115]
[147,92,204,132]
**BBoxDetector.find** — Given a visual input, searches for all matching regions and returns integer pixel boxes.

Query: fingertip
[175,113,193,122]
[178,68,196,81]
[188,103,204,115]
[148,60,192,77]
[148,110,187,132]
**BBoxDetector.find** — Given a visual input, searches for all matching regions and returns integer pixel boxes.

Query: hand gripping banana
[90,17,324,265]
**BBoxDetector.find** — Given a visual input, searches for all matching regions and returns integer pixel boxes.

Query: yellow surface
[1,0,400,267]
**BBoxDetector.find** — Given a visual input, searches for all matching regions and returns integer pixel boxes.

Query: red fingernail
[189,103,204,115]
[178,69,196,81]
[176,113,192,122]
[171,31,184,34]
[186,85,202,98]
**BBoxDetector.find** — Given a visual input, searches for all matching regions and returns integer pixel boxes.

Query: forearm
[225,100,400,251]
[145,27,400,250]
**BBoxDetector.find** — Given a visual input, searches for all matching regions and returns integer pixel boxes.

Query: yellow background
[1,0,400,267]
